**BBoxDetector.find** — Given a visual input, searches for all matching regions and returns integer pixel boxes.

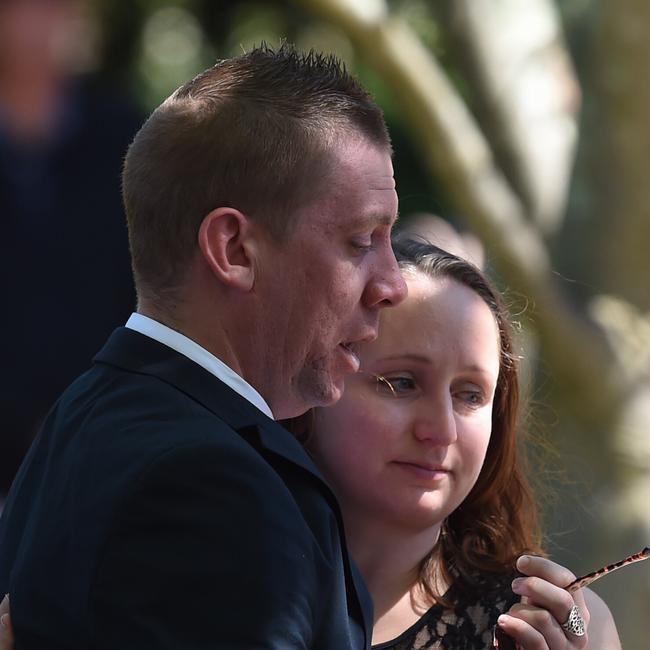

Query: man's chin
[310,381,344,409]
[276,377,344,420]
[307,375,346,409]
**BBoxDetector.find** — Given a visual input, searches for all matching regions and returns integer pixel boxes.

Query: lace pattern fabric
[373,572,518,650]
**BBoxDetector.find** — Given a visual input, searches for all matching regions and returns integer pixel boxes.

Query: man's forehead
[297,138,398,232]
[365,175,397,191]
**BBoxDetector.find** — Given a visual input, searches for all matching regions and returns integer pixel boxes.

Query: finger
[496,612,549,650]
[506,601,589,649]
[510,601,581,648]
[0,613,11,633]
[0,596,14,650]
[511,574,577,626]
[517,555,577,588]
[514,556,590,626]
[0,594,10,636]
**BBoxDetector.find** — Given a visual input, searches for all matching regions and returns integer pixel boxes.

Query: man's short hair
[123,43,391,302]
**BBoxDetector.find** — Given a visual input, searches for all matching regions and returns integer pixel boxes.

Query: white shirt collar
[125,313,275,420]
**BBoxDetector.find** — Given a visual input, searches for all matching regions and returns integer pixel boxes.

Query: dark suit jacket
[0,328,373,648]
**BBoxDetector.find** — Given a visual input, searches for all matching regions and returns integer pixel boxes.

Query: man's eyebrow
[349,212,400,229]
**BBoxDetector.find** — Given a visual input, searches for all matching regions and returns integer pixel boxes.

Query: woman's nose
[412,397,457,446]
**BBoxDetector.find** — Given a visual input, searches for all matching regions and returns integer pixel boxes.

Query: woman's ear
[198,207,256,291]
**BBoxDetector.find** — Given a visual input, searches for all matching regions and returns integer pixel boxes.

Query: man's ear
[198,207,256,291]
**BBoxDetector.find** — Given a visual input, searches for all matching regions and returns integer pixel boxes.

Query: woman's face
[309,271,501,532]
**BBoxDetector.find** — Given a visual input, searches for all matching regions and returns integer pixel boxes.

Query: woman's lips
[392,461,450,481]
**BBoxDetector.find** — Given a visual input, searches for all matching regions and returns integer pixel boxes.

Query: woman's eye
[454,390,486,408]
[374,375,416,395]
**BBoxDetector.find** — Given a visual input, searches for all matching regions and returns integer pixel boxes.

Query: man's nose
[363,252,408,309]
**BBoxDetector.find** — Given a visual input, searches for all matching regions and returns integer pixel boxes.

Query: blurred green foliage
[88,0,449,221]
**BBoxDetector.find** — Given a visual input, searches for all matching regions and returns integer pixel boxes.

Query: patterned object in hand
[492,546,650,649]
[565,546,650,592]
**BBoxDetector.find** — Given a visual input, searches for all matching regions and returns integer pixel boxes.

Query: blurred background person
[396,213,486,269]
[0,0,142,507]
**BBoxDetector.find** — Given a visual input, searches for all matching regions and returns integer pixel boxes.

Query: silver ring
[561,604,586,637]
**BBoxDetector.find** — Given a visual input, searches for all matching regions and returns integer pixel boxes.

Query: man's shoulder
[18,353,325,522]
[62,342,244,423]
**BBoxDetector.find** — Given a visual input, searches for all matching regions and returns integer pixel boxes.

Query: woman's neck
[343,511,444,645]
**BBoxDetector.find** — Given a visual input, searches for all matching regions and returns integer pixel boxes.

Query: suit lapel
[95,327,374,645]
[94,327,322,478]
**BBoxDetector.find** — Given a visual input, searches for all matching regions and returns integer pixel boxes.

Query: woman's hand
[495,555,607,649]
[0,595,14,650]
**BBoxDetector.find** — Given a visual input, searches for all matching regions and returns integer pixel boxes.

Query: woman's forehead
[374,272,501,365]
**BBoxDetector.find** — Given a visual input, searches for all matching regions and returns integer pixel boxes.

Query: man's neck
[137,302,243,378]
[136,287,303,419]
[128,311,275,419]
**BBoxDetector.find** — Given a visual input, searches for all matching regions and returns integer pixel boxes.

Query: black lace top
[372,572,519,650]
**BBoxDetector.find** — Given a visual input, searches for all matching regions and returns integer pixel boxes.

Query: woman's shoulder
[372,570,518,650]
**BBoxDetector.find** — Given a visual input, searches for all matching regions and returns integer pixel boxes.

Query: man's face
[254,137,407,419]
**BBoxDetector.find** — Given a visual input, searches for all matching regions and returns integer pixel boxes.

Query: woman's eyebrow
[378,355,496,377]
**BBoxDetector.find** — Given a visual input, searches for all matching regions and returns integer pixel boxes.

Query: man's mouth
[338,341,361,373]
[337,328,376,374]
